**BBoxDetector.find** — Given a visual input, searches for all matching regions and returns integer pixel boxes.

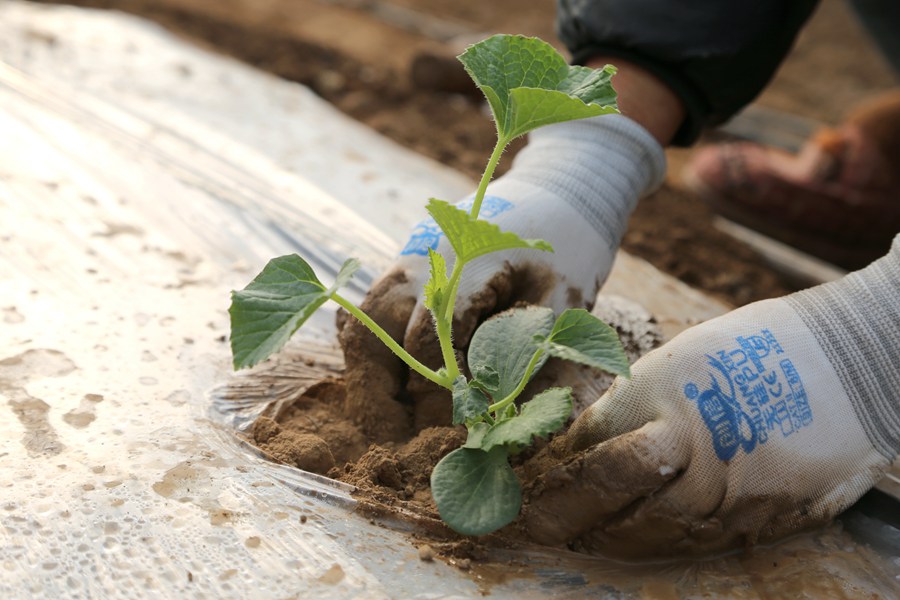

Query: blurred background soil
[35,0,898,306]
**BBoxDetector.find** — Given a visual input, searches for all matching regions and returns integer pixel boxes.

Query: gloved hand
[524,236,900,558]
[338,115,666,441]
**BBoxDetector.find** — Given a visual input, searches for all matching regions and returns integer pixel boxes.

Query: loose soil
[248,376,473,552]
[249,375,554,559]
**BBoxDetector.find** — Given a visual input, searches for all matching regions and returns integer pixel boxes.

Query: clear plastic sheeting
[1,2,898,599]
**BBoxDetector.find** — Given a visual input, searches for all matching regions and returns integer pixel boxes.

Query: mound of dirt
[248,375,570,561]
[248,375,485,559]
[242,296,664,562]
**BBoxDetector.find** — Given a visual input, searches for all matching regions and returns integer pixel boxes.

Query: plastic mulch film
[1,3,898,599]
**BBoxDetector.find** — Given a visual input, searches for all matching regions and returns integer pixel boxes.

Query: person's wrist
[496,115,665,255]
[585,57,686,146]
[513,115,666,191]
[511,115,667,202]
[784,235,900,459]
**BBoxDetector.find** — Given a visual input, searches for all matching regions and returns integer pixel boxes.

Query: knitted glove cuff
[786,235,900,459]
[507,115,666,253]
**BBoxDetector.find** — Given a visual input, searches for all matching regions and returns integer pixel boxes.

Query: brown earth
[248,375,484,556]
[242,299,665,560]
[248,372,559,559]
[35,0,898,307]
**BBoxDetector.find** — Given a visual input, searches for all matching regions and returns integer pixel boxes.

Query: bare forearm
[586,57,685,146]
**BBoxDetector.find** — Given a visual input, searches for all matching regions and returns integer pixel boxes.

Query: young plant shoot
[229,34,631,536]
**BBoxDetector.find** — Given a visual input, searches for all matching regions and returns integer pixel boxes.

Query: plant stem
[332,293,453,390]
[435,313,460,380]
[441,259,465,324]
[469,137,508,219]
[432,136,508,376]
[488,348,544,414]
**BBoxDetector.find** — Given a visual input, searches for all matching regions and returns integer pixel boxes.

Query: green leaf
[481,387,573,452]
[430,447,521,536]
[536,308,631,377]
[468,306,555,400]
[229,255,356,370]
[471,364,500,394]
[464,422,491,449]
[426,199,552,265]
[452,377,490,425]
[458,35,618,142]
[331,258,361,294]
[423,249,449,314]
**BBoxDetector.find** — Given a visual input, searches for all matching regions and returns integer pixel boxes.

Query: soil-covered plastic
[2,3,898,598]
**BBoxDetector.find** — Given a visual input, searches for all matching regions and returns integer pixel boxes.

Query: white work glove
[339,115,666,441]
[524,236,900,558]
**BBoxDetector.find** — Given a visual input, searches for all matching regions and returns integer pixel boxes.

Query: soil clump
[247,374,499,559]
[248,374,575,561]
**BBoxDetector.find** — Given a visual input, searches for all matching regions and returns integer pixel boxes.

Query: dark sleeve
[556,0,820,145]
